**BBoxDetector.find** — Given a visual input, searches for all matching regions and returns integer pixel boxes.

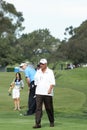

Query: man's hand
[48,85,54,94]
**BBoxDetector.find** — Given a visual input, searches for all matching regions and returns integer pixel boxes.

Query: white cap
[40,59,47,64]
[19,63,26,67]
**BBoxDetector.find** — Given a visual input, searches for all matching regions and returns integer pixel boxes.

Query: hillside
[54,67,87,115]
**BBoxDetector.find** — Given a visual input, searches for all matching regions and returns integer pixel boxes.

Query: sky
[5,0,87,40]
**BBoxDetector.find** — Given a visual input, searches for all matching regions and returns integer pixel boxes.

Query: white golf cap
[39,59,47,64]
[19,63,26,67]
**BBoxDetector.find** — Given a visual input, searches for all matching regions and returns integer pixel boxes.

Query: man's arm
[26,77,30,87]
[48,85,54,94]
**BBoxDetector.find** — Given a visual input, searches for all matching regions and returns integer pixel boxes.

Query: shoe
[50,123,54,127]
[18,108,21,111]
[24,113,34,116]
[24,113,30,116]
[33,124,41,128]
[24,110,35,116]
[14,108,17,111]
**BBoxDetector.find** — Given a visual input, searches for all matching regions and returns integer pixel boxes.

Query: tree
[18,29,60,64]
[0,0,25,66]
[64,26,74,41]
[0,0,24,38]
[65,20,87,64]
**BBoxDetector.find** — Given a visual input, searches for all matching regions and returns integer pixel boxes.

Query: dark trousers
[27,81,36,115]
[35,95,54,125]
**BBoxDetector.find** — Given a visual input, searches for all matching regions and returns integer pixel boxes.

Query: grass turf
[1,67,87,130]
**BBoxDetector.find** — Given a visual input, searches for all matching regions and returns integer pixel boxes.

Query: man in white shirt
[33,58,55,128]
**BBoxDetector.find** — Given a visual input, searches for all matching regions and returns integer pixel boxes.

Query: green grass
[1,67,87,130]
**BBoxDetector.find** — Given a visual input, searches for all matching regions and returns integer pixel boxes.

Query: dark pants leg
[35,95,54,125]
[35,95,43,125]
[27,82,36,115]
[44,96,54,123]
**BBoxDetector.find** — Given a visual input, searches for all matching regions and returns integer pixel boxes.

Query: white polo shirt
[34,67,55,96]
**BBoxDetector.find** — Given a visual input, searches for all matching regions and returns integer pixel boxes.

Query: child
[8,72,24,111]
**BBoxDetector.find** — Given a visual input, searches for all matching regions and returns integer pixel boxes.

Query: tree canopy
[0,0,87,67]
[0,0,24,66]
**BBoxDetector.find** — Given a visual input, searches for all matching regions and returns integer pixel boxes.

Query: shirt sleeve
[34,71,39,85]
[24,69,30,78]
[49,70,56,85]
[20,80,24,88]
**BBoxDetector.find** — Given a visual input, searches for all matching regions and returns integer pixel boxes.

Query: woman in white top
[8,72,24,111]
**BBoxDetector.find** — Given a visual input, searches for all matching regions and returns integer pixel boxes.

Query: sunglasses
[40,63,45,65]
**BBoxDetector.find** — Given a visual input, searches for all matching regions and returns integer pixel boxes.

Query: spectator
[8,72,24,111]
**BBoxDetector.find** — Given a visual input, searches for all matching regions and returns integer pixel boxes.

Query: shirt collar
[40,67,49,73]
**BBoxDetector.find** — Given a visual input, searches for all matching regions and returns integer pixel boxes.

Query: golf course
[1,66,87,130]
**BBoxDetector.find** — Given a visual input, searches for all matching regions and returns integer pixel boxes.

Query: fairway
[1,68,87,130]
[0,111,87,130]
